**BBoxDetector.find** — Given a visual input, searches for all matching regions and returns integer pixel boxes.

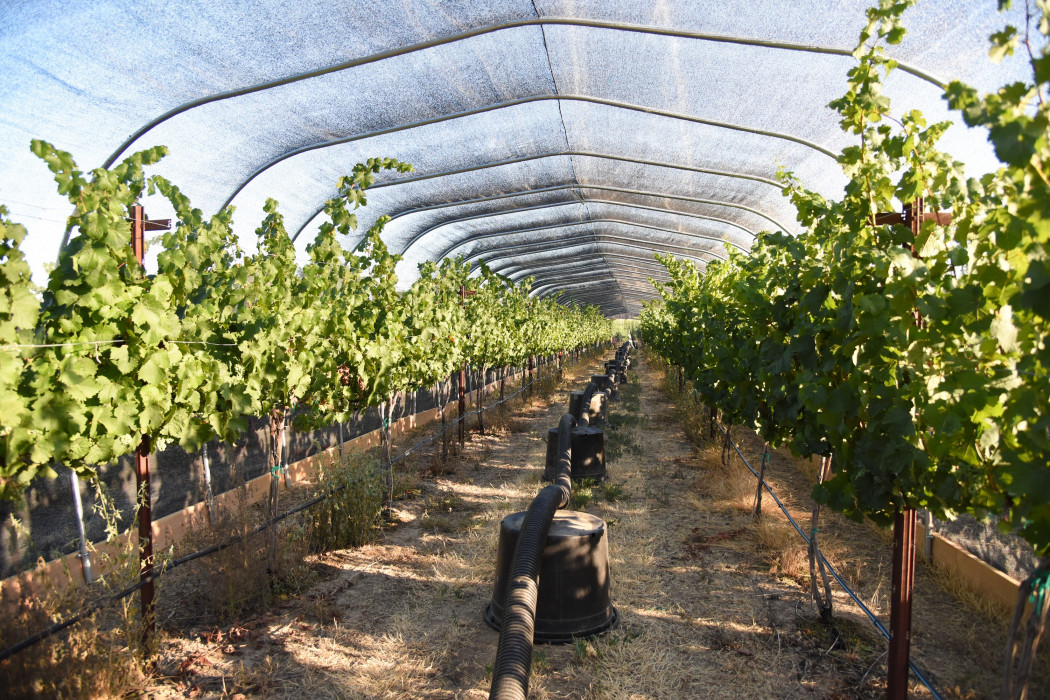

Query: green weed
[599,480,629,503]
[307,452,383,553]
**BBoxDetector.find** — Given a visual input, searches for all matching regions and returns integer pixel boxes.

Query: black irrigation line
[0,370,552,664]
[712,420,944,700]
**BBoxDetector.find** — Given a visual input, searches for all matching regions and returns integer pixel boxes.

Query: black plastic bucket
[567,390,607,425]
[543,426,606,482]
[485,510,617,642]
[591,374,614,392]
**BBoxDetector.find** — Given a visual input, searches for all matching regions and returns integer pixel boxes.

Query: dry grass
[0,496,153,698]
[690,443,755,513]
[0,351,609,699]
[645,355,1050,699]
[0,571,152,698]
[480,402,514,436]
[928,560,1014,623]
[306,452,384,553]
[168,490,276,626]
[163,472,324,631]
[754,518,810,583]
[139,350,609,699]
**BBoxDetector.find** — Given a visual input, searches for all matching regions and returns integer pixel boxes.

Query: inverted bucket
[484,510,617,642]
[568,390,607,425]
[543,426,606,482]
[591,374,614,392]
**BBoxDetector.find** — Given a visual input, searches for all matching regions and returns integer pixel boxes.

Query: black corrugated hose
[578,380,599,428]
[489,412,576,700]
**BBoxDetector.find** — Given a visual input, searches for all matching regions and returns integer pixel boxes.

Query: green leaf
[988,27,1019,63]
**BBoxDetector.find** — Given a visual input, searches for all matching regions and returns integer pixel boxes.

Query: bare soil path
[148,350,1047,699]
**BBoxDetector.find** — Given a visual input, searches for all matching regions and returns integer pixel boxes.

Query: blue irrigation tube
[715,421,944,700]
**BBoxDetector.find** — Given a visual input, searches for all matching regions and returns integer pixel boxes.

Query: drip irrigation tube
[714,422,944,700]
[489,412,576,700]
[0,372,549,664]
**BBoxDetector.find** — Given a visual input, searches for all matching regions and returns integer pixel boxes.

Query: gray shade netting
[0,0,1039,310]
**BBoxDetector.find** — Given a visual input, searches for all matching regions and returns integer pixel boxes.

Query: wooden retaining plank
[918,520,1022,613]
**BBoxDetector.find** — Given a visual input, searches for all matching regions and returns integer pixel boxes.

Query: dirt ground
[145,350,1048,699]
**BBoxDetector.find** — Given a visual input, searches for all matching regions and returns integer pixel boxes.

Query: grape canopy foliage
[640,0,1050,556]
[0,148,613,500]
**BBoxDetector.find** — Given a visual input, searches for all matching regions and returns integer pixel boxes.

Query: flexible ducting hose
[579,381,599,428]
[489,412,575,700]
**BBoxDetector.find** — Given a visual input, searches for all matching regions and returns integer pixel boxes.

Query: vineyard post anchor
[382,397,394,513]
[752,442,770,517]
[458,365,466,447]
[477,366,486,435]
[134,436,154,650]
[442,375,451,459]
[281,410,291,488]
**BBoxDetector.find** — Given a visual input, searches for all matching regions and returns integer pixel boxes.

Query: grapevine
[641,0,1050,557]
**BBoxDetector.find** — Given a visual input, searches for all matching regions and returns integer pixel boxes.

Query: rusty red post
[885,198,929,699]
[888,507,917,699]
[130,204,155,649]
[876,197,948,699]
[457,285,474,446]
[135,436,154,645]
[458,364,466,446]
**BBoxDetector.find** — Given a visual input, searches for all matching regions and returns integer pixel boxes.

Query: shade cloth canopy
[0,0,1035,316]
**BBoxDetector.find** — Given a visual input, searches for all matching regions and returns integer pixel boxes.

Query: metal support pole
[923,510,933,562]
[888,507,917,700]
[442,376,450,460]
[70,471,93,585]
[457,285,475,447]
[201,443,215,526]
[477,367,485,435]
[872,196,950,700]
[282,412,290,487]
[752,442,769,518]
[130,203,147,267]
